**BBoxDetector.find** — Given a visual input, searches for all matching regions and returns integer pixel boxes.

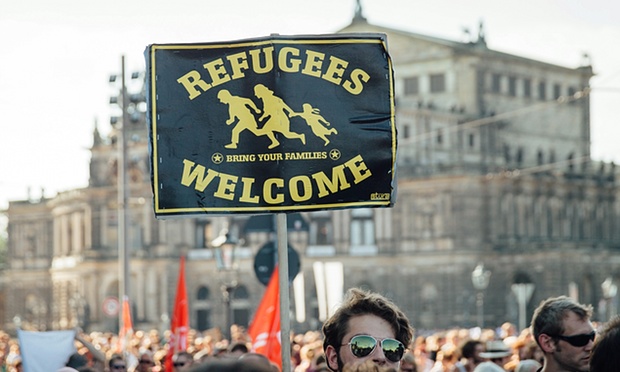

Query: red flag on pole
[165,256,189,371]
[248,266,282,369]
[117,295,133,353]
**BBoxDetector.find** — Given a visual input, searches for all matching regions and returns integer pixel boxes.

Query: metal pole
[117,55,130,339]
[277,213,291,372]
[518,288,527,332]
[223,285,232,340]
[476,292,484,328]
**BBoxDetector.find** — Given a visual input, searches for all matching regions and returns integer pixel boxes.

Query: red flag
[248,266,282,369]
[165,256,189,371]
[117,296,133,353]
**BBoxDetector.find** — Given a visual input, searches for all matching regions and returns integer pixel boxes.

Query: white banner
[17,329,76,372]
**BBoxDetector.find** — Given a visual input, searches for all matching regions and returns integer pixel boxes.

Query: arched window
[197,286,210,300]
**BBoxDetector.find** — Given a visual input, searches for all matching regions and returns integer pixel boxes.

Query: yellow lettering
[226,52,250,80]
[203,58,231,87]
[343,68,370,95]
[312,164,351,198]
[240,177,260,203]
[226,154,256,162]
[322,56,348,85]
[214,172,238,200]
[177,46,373,100]
[344,155,372,183]
[301,50,325,78]
[249,46,274,74]
[264,178,284,204]
[180,159,218,191]
[176,71,211,100]
[289,175,312,202]
[279,47,301,73]
[179,155,374,205]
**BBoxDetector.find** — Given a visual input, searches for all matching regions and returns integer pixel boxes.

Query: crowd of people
[0,291,619,372]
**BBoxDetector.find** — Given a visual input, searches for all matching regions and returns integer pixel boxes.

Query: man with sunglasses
[108,354,127,372]
[172,351,194,371]
[136,351,155,372]
[530,296,595,372]
[322,288,413,371]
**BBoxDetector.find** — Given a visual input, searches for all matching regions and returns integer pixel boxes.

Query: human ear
[325,344,340,371]
[538,334,556,353]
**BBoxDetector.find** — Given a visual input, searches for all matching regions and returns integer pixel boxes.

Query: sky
[1,0,619,214]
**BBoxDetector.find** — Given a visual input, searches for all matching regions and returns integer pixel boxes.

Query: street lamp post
[212,229,239,341]
[110,55,131,335]
[471,263,491,328]
[110,56,145,337]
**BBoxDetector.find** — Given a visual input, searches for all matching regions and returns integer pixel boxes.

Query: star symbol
[212,152,224,164]
[329,149,341,160]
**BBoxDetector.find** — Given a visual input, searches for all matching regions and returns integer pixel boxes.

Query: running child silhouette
[291,103,338,146]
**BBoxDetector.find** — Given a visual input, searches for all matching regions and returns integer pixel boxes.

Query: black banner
[145,33,396,216]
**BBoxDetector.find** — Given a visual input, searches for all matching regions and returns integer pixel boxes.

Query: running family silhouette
[217,84,338,149]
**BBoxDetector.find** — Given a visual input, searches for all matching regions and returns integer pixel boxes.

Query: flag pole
[276,213,291,372]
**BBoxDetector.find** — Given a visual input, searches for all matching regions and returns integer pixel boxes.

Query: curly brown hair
[322,288,413,356]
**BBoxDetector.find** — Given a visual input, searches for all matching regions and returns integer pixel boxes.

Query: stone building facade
[3,8,619,336]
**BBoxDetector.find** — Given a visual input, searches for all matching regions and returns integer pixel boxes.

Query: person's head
[172,351,194,371]
[479,340,511,368]
[254,84,272,98]
[136,351,155,372]
[460,339,484,364]
[472,361,505,372]
[66,352,88,369]
[238,352,279,372]
[217,89,231,103]
[500,322,517,338]
[515,359,542,372]
[322,288,413,371]
[188,357,275,372]
[590,315,620,372]
[228,342,249,358]
[76,367,96,372]
[530,296,594,372]
[108,354,126,372]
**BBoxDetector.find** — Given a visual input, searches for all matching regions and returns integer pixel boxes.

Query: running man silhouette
[291,103,338,146]
[254,84,305,149]
[217,89,277,149]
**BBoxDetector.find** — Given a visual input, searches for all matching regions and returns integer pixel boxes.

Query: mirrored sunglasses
[344,335,405,363]
[554,331,596,347]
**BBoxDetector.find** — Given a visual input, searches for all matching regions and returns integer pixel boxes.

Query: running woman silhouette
[254,84,305,149]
